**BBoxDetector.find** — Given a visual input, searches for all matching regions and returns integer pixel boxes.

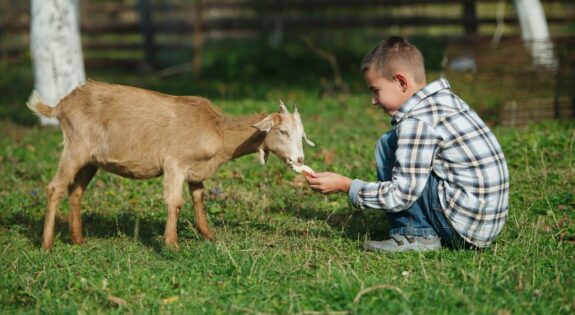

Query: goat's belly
[97,161,163,179]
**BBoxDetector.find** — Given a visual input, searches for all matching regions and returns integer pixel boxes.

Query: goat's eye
[279,129,289,135]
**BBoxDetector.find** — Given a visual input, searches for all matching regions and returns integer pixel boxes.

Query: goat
[27,80,315,250]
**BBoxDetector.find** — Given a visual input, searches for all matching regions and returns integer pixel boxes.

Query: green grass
[1,36,574,312]
[1,85,574,313]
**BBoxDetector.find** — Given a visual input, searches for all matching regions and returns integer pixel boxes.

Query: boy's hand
[305,172,352,194]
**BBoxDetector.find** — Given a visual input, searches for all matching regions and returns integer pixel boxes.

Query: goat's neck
[221,113,269,160]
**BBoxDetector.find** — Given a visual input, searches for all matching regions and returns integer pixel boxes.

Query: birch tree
[513,0,558,70]
[30,0,86,126]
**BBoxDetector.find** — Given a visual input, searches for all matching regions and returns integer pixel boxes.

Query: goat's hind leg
[189,182,214,241]
[68,165,98,245]
[43,156,84,251]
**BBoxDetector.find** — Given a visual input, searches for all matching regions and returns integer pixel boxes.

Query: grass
[1,99,574,314]
[1,41,574,313]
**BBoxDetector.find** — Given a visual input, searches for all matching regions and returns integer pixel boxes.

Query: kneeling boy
[306,36,509,252]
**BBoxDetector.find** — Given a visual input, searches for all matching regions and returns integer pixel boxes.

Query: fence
[501,97,574,127]
[1,0,573,69]
[442,36,575,126]
[1,0,574,126]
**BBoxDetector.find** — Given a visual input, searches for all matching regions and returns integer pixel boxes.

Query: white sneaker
[363,235,442,252]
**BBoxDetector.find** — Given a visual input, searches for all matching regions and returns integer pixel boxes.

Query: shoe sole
[363,242,441,252]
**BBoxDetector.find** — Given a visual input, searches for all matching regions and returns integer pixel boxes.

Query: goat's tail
[27,91,55,118]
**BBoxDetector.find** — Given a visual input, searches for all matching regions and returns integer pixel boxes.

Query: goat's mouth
[288,161,315,176]
[286,160,298,171]
[287,160,314,174]
[286,159,301,167]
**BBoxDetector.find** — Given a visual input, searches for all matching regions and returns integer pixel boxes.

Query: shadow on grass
[266,205,389,241]
[1,199,390,251]
[1,210,180,252]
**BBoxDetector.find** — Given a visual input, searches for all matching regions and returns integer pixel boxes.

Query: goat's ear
[279,99,288,114]
[304,132,316,147]
[252,115,276,132]
[258,148,269,164]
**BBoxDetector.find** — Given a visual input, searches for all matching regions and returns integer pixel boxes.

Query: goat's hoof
[41,237,54,252]
[165,242,180,250]
[41,243,53,252]
[202,233,215,241]
[71,236,83,245]
[164,236,179,248]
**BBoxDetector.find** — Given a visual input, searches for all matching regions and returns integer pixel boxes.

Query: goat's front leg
[188,182,215,241]
[163,171,185,247]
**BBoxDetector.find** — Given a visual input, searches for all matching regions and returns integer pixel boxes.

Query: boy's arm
[349,119,440,212]
[306,172,352,194]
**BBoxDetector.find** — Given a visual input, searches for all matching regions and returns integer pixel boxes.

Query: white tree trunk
[30,0,86,126]
[513,0,558,70]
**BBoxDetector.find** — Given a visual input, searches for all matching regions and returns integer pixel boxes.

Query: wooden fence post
[0,12,3,50]
[463,0,477,36]
[138,0,156,70]
[192,0,203,79]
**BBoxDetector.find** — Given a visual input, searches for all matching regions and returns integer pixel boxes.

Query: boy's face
[364,67,409,116]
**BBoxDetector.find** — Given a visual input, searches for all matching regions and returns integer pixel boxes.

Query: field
[1,41,575,314]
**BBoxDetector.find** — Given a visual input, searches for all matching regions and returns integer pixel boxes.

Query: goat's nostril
[297,157,304,165]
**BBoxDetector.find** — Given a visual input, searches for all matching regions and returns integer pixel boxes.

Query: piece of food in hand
[292,164,315,176]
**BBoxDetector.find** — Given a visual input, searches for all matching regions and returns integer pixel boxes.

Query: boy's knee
[379,129,395,142]
[376,130,396,154]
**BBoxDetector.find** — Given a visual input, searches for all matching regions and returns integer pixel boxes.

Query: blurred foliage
[1,35,572,129]
[0,36,447,126]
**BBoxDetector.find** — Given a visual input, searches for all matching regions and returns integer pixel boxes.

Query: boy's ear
[394,73,408,92]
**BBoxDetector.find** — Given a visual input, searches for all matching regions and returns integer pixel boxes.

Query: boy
[306,36,509,252]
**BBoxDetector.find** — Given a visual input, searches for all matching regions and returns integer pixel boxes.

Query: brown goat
[27,80,315,250]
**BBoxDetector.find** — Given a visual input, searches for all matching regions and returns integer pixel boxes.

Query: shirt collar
[391,78,451,125]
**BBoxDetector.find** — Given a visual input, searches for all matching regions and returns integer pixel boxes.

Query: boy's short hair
[361,36,426,84]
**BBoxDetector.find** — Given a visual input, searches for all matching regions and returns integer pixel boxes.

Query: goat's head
[252,100,315,167]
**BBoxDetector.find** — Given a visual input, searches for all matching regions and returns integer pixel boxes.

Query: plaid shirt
[349,78,509,248]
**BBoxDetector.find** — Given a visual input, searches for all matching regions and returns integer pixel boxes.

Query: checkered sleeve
[352,119,441,212]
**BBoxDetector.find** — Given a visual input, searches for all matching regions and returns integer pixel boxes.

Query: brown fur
[29,81,306,250]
